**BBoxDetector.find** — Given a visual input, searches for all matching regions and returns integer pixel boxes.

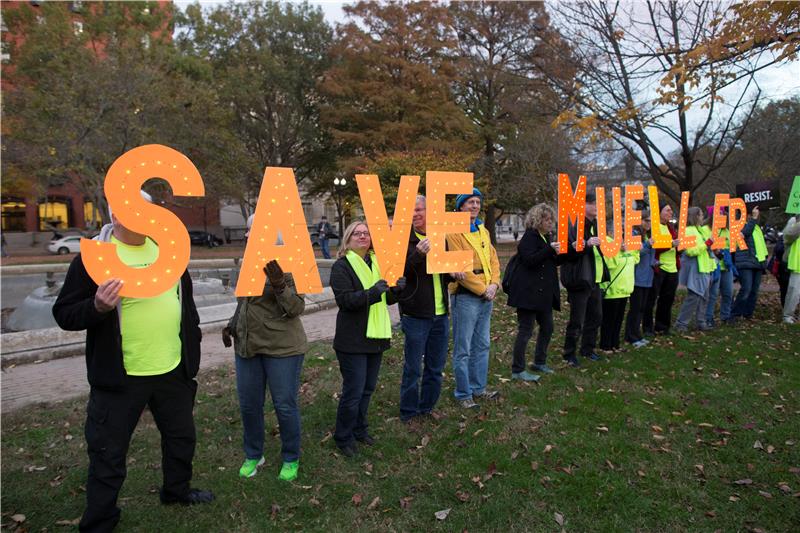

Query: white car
[48,235,83,255]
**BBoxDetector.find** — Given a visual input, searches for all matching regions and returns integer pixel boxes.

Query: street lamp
[332,177,347,237]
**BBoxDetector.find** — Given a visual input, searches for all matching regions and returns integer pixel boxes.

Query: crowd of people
[53,188,799,532]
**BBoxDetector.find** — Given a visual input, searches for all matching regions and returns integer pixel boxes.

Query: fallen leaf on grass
[367,496,381,510]
[605,460,615,470]
[695,464,705,477]
[484,462,497,481]
[596,426,609,433]
[55,518,80,526]
[309,497,320,506]
[351,493,363,506]
[455,490,470,502]
[472,429,484,437]
[753,440,764,450]
[759,491,772,499]
[651,425,664,433]
[729,495,740,502]
[399,496,413,509]
[778,483,792,493]
[766,445,775,454]
[543,444,554,453]
[531,461,539,471]
[733,479,753,485]
[435,508,451,520]
[554,512,565,526]
[270,503,280,520]
[705,510,716,518]
[637,470,646,477]
[11,514,26,523]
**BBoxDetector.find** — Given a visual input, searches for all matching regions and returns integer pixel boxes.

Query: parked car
[48,235,83,255]
[189,230,224,247]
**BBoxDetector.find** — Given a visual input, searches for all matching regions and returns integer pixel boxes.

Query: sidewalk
[1,306,400,413]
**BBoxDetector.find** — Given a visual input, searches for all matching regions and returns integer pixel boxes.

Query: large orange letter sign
[648,186,672,249]
[676,191,696,251]
[710,194,729,250]
[597,186,623,258]
[624,185,644,252]
[426,171,472,274]
[236,167,322,296]
[81,144,202,298]
[728,197,748,252]
[355,174,419,285]
[557,173,588,254]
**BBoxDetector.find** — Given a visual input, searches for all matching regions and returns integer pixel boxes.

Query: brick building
[1,0,221,236]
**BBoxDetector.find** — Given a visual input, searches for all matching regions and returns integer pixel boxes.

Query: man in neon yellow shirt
[53,191,213,532]
[642,203,680,335]
[398,195,454,420]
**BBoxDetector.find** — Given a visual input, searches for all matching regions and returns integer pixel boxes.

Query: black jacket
[559,217,610,291]
[330,255,398,354]
[397,231,452,318]
[52,254,202,390]
[507,228,561,312]
[734,219,766,271]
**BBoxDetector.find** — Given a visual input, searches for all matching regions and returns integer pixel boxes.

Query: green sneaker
[239,456,265,478]
[278,461,299,481]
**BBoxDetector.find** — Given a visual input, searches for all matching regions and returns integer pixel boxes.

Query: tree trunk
[485,204,497,245]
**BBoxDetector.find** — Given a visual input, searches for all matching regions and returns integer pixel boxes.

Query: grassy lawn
[2,289,799,532]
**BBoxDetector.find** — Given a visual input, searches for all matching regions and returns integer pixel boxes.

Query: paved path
[1,306,399,413]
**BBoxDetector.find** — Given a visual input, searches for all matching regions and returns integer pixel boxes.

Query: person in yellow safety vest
[675,207,716,332]
[599,232,640,352]
[731,206,768,320]
[705,206,738,326]
[782,216,800,324]
[642,203,681,335]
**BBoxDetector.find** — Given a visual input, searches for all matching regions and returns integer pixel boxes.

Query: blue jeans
[235,354,303,462]
[706,268,733,324]
[320,237,331,259]
[334,351,382,448]
[732,268,762,319]
[450,292,493,401]
[399,315,449,420]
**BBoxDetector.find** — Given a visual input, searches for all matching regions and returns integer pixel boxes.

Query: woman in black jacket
[330,220,405,457]
[507,203,561,378]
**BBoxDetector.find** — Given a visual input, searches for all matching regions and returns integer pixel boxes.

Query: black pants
[563,285,602,359]
[624,286,650,343]
[80,367,197,533]
[600,297,628,350]
[334,351,382,449]
[643,270,678,334]
[512,307,554,372]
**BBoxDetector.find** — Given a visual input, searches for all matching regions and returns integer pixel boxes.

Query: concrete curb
[1,289,337,368]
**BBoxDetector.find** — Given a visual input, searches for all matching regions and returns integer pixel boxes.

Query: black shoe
[563,356,581,368]
[160,488,215,506]
[584,352,601,361]
[337,444,358,457]
[356,434,375,446]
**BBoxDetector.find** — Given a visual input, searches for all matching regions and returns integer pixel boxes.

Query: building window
[38,200,71,231]
[1,200,27,232]
[141,34,150,49]
[1,42,10,64]
[70,1,83,13]
[73,21,83,35]
[83,200,101,230]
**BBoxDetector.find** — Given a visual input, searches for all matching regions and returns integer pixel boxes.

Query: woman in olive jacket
[330,220,404,457]
[224,246,308,481]
[507,204,561,378]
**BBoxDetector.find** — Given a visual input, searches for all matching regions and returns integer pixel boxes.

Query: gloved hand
[369,279,390,300]
[222,327,233,348]
[264,260,286,292]
[392,276,407,293]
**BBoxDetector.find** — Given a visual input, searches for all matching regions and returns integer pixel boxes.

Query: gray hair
[524,203,556,231]
[687,206,704,227]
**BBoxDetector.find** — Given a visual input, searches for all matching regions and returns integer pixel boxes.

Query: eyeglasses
[352,231,370,238]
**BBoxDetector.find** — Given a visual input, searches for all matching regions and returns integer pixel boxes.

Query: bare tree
[548,1,765,205]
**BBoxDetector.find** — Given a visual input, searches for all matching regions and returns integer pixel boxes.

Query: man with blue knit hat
[446,188,501,409]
